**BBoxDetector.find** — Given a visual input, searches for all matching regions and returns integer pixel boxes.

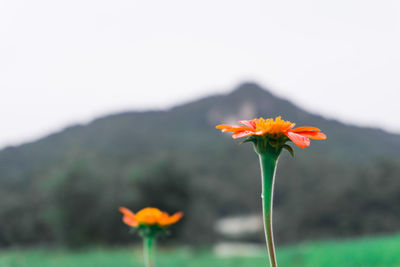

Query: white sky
[1,0,400,149]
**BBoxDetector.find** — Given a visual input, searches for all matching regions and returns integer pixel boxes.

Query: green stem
[143,236,155,267]
[259,152,279,267]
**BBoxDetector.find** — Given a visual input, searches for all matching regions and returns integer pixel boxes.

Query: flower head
[216,116,326,149]
[119,207,183,228]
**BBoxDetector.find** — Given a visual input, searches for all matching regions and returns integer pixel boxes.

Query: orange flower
[216,116,326,148]
[119,207,183,228]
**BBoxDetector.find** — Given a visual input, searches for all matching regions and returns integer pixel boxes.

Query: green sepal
[240,136,256,144]
[137,224,166,238]
[283,144,295,157]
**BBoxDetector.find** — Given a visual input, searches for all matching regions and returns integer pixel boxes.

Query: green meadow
[1,233,399,267]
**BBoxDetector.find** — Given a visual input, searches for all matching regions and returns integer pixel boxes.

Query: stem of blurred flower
[259,151,279,267]
[143,235,155,267]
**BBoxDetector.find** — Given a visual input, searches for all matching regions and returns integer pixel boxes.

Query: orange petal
[239,120,256,129]
[222,126,253,133]
[119,207,136,219]
[290,126,321,132]
[232,130,255,139]
[216,124,237,130]
[123,215,139,227]
[158,213,172,227]
[169,212,183,223]
[294,131,327,140]
[119,207,138,227]
[285,131,310,148]
[159,212,183,227]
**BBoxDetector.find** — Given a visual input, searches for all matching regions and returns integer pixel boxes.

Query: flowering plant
[217,116,326,267]
[119,207,183,267]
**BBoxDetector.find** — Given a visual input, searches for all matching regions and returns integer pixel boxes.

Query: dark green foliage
[47,161,107,247]
[0,82,400,247]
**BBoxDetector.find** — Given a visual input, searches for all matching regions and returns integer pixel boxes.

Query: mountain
[1,82,400,247]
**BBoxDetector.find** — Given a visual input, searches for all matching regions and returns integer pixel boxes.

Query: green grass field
[1,233,399,267]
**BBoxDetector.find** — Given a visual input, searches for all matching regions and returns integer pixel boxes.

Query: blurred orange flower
[119,207,183,228]
[216,116,326,148]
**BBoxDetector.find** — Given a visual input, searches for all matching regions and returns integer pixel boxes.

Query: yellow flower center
[135,207,164,225]
[255,116,294,135]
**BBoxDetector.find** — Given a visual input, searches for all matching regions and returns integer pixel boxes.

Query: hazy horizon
[1,81,399,150]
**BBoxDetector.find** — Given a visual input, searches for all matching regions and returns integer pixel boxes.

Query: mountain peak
[230,82,273,97]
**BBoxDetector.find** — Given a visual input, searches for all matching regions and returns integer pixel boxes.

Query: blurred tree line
[0,150,399,248]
